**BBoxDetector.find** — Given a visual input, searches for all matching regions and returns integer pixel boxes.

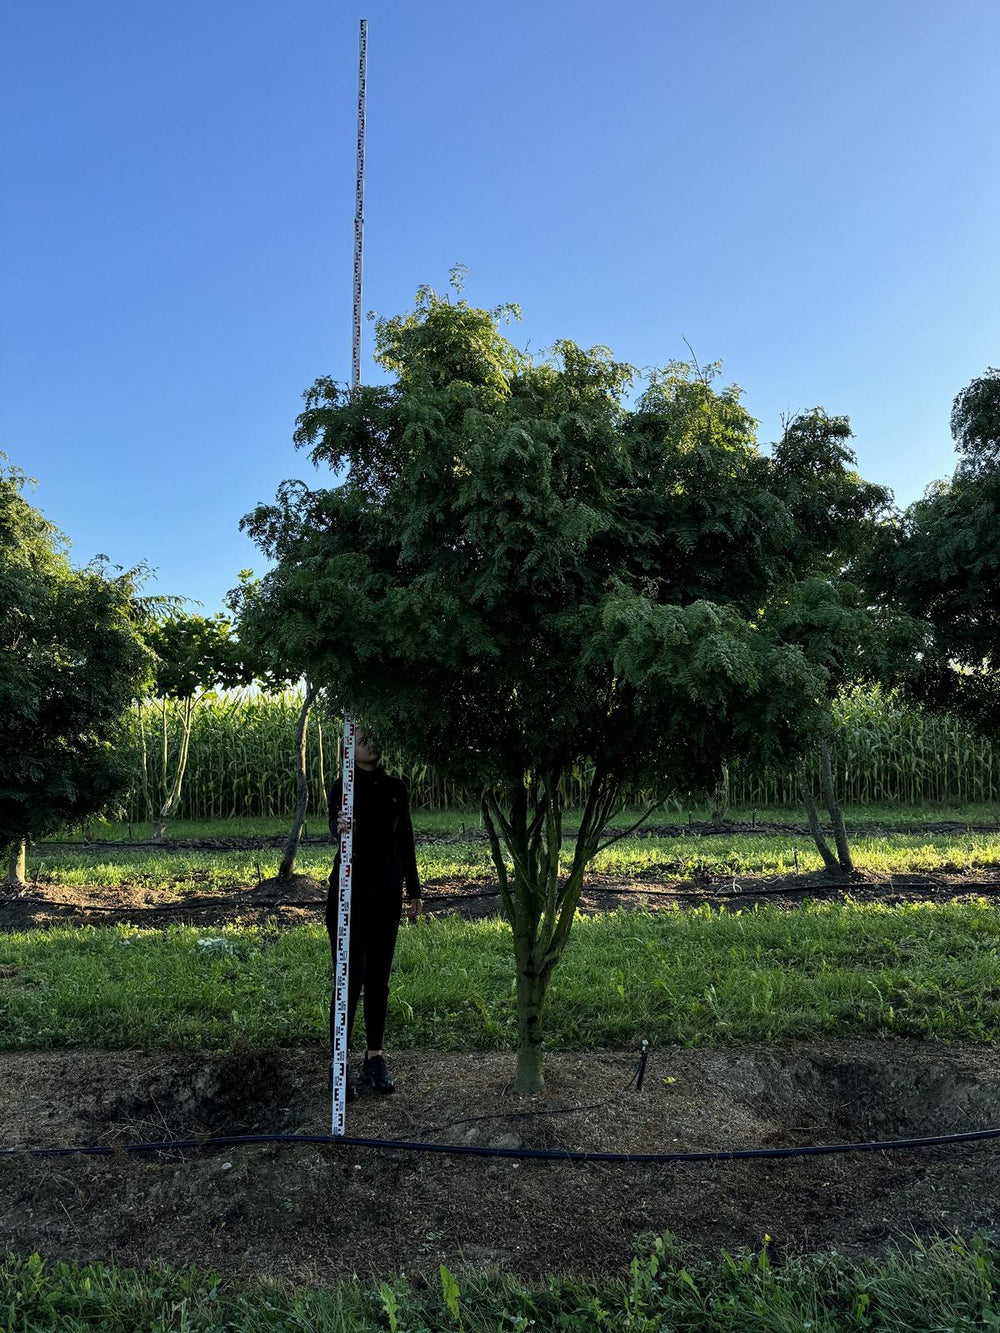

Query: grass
[5,898,1000,1050]
[23,827,1000,893]
[591,830,1000,879]
[24,841,495,892]
[3,1233,1000,1331]
[40,800,1000,846]
[41,808,486,844]
[718,800,1000,829]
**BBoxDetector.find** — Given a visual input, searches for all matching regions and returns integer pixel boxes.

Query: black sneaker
[328,1062,360,1102]
[362,1053,395,1094]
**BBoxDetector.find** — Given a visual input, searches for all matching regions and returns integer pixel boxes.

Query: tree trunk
[513,965,547,1094]
[4,840,26,890]
[709,762,730,823]
[137,699,151,821]
[819,740,854,875]
[797,758,840,875]
[279,682,319,880]
[483,764,621,1095]
[161,699,168,795]
[152,695,195,841]
[316,714,326,806]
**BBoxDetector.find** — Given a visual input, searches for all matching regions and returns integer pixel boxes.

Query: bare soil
[4,867,1000,932]
[2,1040,999,1283]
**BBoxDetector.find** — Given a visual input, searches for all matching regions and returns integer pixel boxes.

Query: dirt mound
[3,1039,1000,1283]
[252,873,326,904]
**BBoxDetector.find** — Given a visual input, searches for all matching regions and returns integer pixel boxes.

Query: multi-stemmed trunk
[278,681,319,880]
[797,759,840,875]
[152,695,196,842]
[482,766,650,1094]
[709,762,730,824]
[798,735,854,877]
[819,739,854,874]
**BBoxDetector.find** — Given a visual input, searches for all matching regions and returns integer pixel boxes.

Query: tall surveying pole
[331,16,367,1139]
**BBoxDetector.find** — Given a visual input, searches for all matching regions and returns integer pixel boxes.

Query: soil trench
[2,1039,1000,1282]
[4,869,1000,932]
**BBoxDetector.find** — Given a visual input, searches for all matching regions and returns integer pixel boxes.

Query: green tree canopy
[238,285,877,1090]
[227,572,322,880]
[951,366,1000,477]
[143,612,248,701]
[880,372,1000,736]
[0,457,150,854]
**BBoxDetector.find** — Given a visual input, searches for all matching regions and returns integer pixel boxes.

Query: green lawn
[39,808,487,843]
[23,827,1000,893]
[24,841,493,892]
[4,898,1000,1051]
[38,799,1000,846]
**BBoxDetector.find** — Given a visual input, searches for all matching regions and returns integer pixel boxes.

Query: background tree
[763,579,922,874]
[951,366,1000,478]
[236,287,863,1093]
[228,571,320,882]
[879,368,1000,739]
[144,612,251,841]
[0,457,150,886]
[763,411,914,873]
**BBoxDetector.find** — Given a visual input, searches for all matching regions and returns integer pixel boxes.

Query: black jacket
[328,765,421,899]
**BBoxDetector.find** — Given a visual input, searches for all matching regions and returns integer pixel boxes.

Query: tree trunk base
[513,1043,544,1095]
[5,840,27,892]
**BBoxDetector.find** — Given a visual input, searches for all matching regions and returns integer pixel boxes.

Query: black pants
[326,857,402,1054]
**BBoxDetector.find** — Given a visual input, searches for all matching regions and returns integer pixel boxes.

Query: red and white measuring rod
[331,717,356,1137]
[332,18,367,1138]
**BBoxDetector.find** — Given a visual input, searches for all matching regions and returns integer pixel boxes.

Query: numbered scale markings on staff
[331,718,356,1137]
[332,18,367,1138]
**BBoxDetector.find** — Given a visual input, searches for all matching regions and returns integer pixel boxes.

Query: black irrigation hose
[5,1124,1000,1164]
[424,880,1000,906]
[1,1040,996,1164]
[410,1051,649,1139]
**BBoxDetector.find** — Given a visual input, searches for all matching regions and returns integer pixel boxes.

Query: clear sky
[2,0,998,614]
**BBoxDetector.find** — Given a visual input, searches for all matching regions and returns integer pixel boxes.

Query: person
[326,726,421,1099]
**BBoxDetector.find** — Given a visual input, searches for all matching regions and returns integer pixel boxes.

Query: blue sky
[3,0,998,614]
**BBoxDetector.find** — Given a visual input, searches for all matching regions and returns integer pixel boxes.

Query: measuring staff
[327,727,421,1104]
[328,19,370,1138]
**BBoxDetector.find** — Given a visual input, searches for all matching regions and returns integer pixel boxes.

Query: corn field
[119,692,471,822]
[115,687,999,823]
[729,688,998,808]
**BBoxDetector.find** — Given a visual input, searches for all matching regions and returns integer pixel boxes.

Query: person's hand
[336,814,352,837]
[405,896,422,922]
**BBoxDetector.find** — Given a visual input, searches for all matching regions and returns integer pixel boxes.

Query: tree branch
[481,791,515,924]
[592,796,668,856]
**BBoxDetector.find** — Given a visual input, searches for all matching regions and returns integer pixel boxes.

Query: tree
[0,457,150,885]
[144,612,250,841]
[881,370,1000,737]
[764,411,915,874]
[951,366,1000,477]
[762,578,922,874]
[238,286,842,1093]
